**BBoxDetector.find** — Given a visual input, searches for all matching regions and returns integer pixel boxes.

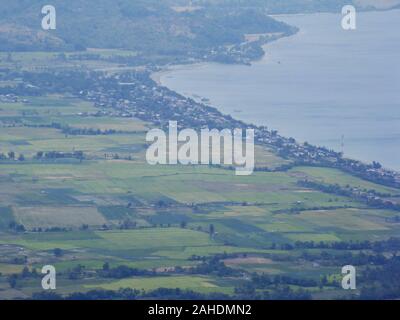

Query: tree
[36,151,44,159]
[180,221,187,229]
[53,248,64,257]
[8,275,17,288]
[57,53,67,61]
[102,224,109,230]
[372,161,382,169]
[209,224,215,236]
[103,262,110,272]
[22,266,31,278]
[7,151,15,160]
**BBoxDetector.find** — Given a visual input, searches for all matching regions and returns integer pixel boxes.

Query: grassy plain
[1,94,400,299]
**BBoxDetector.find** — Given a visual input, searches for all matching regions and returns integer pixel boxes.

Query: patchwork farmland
[1,93,400,299]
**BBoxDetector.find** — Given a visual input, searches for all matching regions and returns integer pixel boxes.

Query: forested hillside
[168,0,400,11]
[0,0,293,53]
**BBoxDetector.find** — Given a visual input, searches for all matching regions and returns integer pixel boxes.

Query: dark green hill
[166,0,399,12]
[0,0,293,54]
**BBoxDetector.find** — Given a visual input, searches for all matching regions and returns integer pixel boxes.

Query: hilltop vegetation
[3,1,397,54]
[0,0,294,56]
[0,88,400,299]
[1,0,400,301]
[166,0,397,12]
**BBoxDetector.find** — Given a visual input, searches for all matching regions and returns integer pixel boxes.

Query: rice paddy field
[1,94,400,299]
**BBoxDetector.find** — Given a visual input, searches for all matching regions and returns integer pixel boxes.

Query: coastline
[153,66,399,175]
[151,63,213,86]
[153,10,400,173]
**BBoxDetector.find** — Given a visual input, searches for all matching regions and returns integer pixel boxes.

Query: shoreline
[153,63,398,173]
[152,11,399,173]
[151,63,213,86]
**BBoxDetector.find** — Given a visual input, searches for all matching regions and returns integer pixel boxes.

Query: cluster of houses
[0,94,27,103]
[70,71,400,190]
[2,68,397,189]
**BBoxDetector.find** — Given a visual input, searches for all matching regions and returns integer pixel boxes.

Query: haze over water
[160,10,400,170]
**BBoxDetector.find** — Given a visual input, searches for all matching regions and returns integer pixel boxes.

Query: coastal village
[3,70,399,192]
[1,69,399,211]
[79,71,400,190]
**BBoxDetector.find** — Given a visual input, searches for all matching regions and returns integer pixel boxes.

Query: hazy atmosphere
[0,0,399,303]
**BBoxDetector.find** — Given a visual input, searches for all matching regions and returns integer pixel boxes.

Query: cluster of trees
[15,241,400,300]
[104,153,133,161]
[60,263,164,281]
[98,263,155,279]
[5,256,27,266]
[62,127,118,136]
[184,0,362,14]
[32,288,139,300]
[19,255,400,300]
[251,274,319,289]
[31,226,70,233]
[300,251,387,267]
[117,219,137,230]
[273,205,349,215]
[292,238,400,251]
[32,285,313,300]
[0,151,25,161]
[8,221,26,232]
[32,287,232,300]
[0,150,86,162]
[32,122,123,136]
[298,180,400,211]
[7,266,39,289]
[359,256,400,300]
[267,238,400,254]
[34,150,85,161]
[1,1,294,64]
[64,265,87,280]
[188,257,241,277]
[238,287,312,300]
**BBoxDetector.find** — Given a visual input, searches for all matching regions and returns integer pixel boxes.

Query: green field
[1,94,400,299]
[85,275,233,294]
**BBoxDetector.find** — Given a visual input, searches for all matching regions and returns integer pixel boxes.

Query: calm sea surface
[160,10,400,170]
